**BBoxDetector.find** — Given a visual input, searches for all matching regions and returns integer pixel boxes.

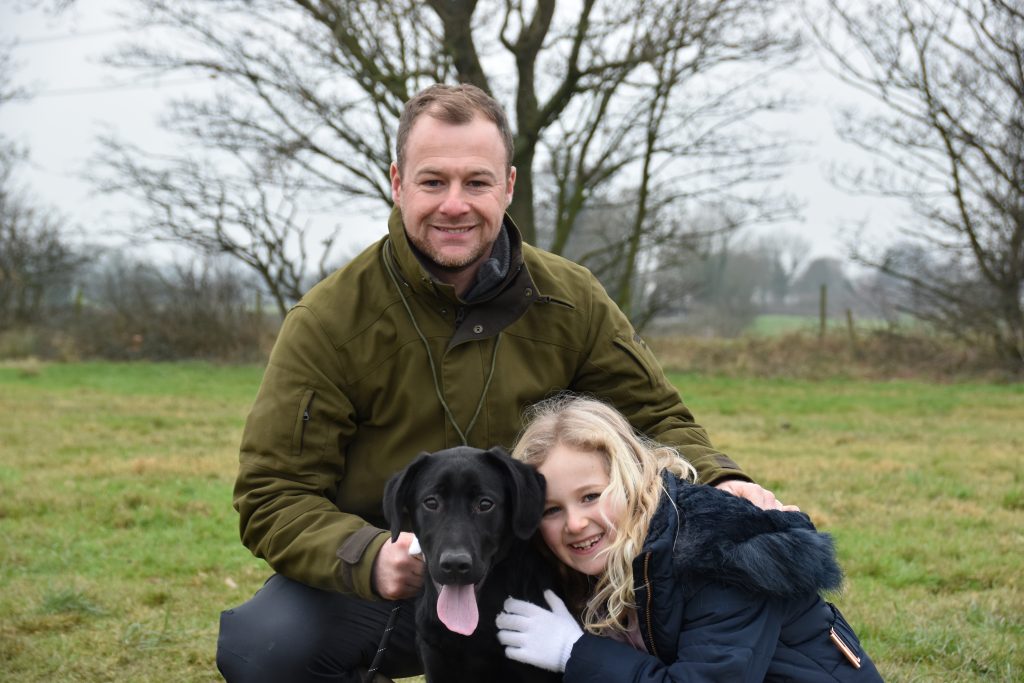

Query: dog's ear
[382,451,432,542]
[483,446,546,540]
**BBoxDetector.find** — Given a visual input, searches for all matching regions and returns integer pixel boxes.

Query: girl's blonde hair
[512,393,697,636]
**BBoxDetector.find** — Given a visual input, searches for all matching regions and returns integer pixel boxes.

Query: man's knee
[215,575,418,682]
[216,575,344,681]
[217,601,325,682]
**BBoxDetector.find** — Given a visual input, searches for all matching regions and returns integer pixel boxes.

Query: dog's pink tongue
[436,584,478,635]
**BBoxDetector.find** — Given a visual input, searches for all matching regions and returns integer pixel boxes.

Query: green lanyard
[382,239,502,446]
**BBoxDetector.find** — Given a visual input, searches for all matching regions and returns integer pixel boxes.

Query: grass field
[746,314,921,336]
[1,361,1021,682]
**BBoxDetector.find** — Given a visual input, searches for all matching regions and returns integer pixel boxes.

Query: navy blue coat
[564,475,883,682]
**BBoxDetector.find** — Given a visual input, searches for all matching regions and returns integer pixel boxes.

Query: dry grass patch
[650,330,1022,381]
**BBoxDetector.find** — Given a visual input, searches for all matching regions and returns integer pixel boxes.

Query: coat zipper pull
[829,627,862,668]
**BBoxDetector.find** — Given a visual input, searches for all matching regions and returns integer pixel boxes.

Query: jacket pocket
[537,294,575,309]
[613,334,659,389]
[291,388,316,457]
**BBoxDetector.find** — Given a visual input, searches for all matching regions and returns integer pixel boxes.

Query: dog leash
[364,540,423,682]
[364,603,402,683]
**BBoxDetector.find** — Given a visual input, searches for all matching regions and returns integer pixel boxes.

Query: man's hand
[371,531,425,600]
[496,590,583,673]
[716,480,800,511]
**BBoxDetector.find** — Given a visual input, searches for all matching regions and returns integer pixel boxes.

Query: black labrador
[383,446,562,683]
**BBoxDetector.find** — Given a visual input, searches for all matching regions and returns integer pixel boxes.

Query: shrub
[0,254,280,362]
[649,328,1021,381]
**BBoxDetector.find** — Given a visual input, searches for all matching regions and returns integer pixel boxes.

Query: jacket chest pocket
[613,334,659,389]
[291,388,316,457]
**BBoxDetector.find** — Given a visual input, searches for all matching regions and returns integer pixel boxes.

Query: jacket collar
[385,205,540,348]
[646,473,844,598]
[385,206,521,302]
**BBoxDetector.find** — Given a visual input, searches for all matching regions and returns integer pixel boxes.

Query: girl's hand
[496,590,583,672]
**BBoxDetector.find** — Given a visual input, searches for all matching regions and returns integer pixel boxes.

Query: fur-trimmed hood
[645,473,843,598]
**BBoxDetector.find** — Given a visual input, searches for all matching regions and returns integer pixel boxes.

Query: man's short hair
[396,83,515,174]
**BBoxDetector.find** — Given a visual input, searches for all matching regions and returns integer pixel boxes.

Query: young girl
[496,394,883,682]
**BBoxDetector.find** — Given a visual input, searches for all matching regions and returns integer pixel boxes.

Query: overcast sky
[1,0,908,265]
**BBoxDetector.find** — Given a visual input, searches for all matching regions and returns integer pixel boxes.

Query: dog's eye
[423,497,440,511]
[476,498,494,512]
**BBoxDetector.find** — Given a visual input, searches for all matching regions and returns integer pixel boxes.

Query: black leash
[364,603,402,683]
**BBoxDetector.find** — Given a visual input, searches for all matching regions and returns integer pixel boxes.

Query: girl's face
[536,443,622,576]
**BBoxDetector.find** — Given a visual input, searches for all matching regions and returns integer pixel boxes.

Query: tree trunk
[509,145,537,245]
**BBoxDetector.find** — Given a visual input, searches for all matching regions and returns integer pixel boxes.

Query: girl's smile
[536,444,622,576]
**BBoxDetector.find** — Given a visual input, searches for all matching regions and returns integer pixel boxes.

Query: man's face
[391,113,515,286]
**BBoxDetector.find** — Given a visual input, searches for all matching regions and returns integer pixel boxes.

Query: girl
[496,394,882,682]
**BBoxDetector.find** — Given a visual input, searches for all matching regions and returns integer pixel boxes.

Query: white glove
[496,590,583,673]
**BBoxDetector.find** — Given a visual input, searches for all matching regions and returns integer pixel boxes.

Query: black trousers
[216,574,422,682]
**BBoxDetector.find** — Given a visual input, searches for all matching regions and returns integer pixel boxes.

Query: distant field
[747,313,906,336]
[1,361,1021,682]
[749,313,825,335]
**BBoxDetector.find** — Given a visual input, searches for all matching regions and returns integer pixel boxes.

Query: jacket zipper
[641,551,659,658]
[536,295,574,309]
[293,389,315,457]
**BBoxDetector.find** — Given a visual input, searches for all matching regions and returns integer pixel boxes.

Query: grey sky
[2,0,905,263]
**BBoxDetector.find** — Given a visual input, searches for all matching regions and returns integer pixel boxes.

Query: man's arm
[571,276,745,484]
[572,276,792,508]
[234,306,390,598]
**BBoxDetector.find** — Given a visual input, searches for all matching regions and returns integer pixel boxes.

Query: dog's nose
[439,550,473,576]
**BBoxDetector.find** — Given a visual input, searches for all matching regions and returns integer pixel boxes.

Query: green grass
[0,361,266,683]
[1,361,1021,681]
[748,314,822,335]
[747,313,909,336]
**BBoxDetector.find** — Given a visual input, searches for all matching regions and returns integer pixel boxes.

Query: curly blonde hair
[512,393,697,636]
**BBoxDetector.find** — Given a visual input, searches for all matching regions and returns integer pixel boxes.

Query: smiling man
[392,109,515,291]
[216,84,785,683]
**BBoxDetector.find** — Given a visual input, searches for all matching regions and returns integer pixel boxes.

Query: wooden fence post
[819,284,828,338]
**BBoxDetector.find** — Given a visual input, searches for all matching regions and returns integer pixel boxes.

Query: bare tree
[97,0,801,315]
[749,231,811,308]
[651,227,770,336]
[0,43,26,163]
[97,137,340,317]
[542,1,800,319]
[78,253,269,360]
[810,0,1024,367]
[562,200,760,328]
[0,48,19,107]
[0,179,86,329]
[0,42,86,331]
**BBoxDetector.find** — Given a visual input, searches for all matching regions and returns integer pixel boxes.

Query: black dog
[383,446,562,683]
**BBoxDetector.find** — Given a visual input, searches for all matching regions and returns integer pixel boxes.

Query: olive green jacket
[234,207,748,600]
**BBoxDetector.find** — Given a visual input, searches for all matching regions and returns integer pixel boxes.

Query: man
[217,83,786,682]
